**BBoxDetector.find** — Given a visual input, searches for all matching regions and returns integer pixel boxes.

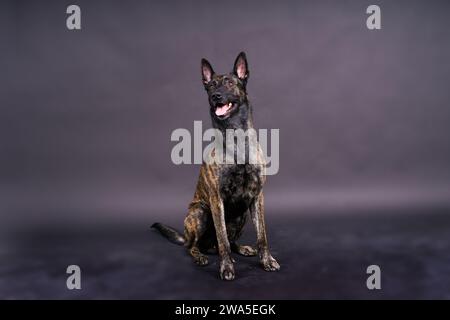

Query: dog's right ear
[201,58,215,86]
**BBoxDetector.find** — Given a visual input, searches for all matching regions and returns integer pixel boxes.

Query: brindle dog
[152,52,280,280]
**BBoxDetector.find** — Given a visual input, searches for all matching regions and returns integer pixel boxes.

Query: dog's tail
[151,222,185,246]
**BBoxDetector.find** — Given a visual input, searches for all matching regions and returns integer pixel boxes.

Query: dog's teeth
[228,102,232,107]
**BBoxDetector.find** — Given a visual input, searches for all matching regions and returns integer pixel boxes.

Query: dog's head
[201,52,249,121]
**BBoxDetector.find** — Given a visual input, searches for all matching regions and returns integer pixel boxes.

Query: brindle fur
[152,52,280,280]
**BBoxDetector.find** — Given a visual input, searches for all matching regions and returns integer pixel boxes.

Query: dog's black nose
[211,93,222,102]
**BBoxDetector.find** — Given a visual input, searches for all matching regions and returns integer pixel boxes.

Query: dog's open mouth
[214,102,236,119]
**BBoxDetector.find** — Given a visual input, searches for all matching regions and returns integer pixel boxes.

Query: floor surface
[2,209,450,299]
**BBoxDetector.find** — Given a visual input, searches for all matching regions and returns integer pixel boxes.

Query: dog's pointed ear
[201,58,215,85]
[233,52,249,82]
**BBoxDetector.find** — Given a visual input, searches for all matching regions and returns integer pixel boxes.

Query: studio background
[1,0,450,299]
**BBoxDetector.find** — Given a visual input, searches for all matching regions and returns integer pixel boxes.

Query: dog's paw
[232,243,257,257]
[219,260,235,281]
[194,254,209,266]
[261,255,280,272]
[238,245,257,257]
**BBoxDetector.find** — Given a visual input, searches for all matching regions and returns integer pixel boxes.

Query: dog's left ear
[233,52,249,83]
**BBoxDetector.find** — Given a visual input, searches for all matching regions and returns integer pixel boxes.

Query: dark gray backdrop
[2,0,450,228]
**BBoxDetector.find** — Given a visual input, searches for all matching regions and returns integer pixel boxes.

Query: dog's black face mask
[201,52,250,122]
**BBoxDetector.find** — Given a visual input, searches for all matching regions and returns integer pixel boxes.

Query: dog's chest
[219,164,263,206]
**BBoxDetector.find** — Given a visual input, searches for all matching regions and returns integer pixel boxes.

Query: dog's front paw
[219,259,235,281]
[261,255,280,272]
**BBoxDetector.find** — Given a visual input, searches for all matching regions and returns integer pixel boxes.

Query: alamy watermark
[366,5,381,30]
[66,5,81,30]
[366,265,381,290]
[170,121,279,175]
[66,265,81,290]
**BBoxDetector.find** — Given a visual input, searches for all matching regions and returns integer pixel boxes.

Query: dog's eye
[211,80,218,87]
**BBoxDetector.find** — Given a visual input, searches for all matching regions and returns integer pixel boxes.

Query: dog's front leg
[210,195,235,280]
[250,193,281,271]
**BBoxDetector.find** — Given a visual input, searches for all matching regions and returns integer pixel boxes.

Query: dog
[152,52,280,280]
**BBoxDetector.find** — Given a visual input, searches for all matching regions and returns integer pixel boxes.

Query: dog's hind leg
[189,245,208,266]
[227,214,255,257]
[231,243,257,256]
[184,207,209,266]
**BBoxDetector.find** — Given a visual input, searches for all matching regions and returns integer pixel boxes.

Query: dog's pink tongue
[215,105,229,116]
